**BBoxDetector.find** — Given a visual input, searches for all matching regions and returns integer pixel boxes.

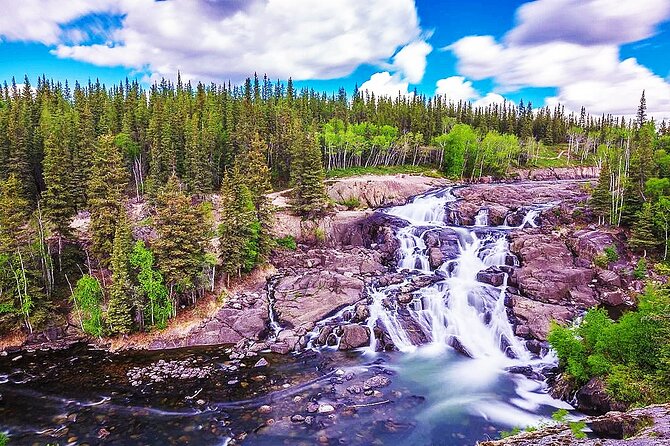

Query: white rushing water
[367,188,541,364]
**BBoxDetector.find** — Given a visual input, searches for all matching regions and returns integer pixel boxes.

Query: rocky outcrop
[454,181,590,226]
[509,166,601,182]
[510,231,598,307]
[326,174,448,209]
[478,403,670,446]
[506,294,574,340]
[147,291,269,350]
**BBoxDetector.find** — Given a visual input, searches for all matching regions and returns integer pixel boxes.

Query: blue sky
[1,0,669,118]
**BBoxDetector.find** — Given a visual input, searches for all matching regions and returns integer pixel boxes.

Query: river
[0,187,575,445]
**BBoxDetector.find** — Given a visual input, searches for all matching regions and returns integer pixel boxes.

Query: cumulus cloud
[448,0,670,120]
[0,0,119,45]
[435,76,477,101]
[507,0,670,46]
[435,76,511,107]
[46,0,423,83]
[392,40,432,84]
[358,72,411,98]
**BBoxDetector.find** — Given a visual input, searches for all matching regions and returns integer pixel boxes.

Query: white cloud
[47,0,423,83]
[434,76,511,107]
[448,0,670,120]
[507,0,670,46]
[392,40,432,83]
[473,93,508,108]
[0,0,119,45]
[435,76,477,101]
[358,72,410,98]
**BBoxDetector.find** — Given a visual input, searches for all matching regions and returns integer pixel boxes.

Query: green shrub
[314,227,326,243]
[604,245,619,263]
[0,432,8,446]
[634,258,648,279]
[654,261,670,277]
[548,285,670,406]
[339,196,362,210]
[593,253,609,268]
[275,235,297,250]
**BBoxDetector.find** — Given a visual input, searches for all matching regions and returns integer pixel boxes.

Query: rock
[477,266,506,287]
[291,414,306,423]
[597,269,622,288]
[306,402,320,413]
[510,232,596,307]
[428,247,444,269]
[338,325,370,350]
[507,294,574,341]
[590,411,653,439]
[318,404,335,414]
[254,358,269,368]
[600,290,628,307]
[258,405,272,414]
[577,378,628,415]
[363,375,391,389]
[569,229,622,264]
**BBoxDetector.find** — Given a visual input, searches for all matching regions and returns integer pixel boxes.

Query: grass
[325,164,445,179]
[526,144,598,169]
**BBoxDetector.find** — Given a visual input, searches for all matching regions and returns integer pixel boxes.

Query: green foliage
[130,241,171,329]
[548,285,670,405]
[106,214,134,335]
[499,427,521,439]
[604,246,619,263]
[154,175,207,294]
[634,258,648,279]
[275,236,297,250]
[594,253,609,268]
[338,197,362,210]
[291,126,326,216]
[325,165,444,179]
[0,432,7,446]
[71,275,103,336]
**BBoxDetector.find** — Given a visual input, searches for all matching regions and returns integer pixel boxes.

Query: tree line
[0,74,666,337]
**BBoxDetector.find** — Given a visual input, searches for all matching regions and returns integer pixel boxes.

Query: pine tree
[0,174,29,252]
[290,126,326,216]
[88,135,129,266]
[218,168,260,282]
[591,162,612,225]
[154,174,206,301]
[107,212,133,334]
[637,90,647,128]
[41,104,77,238]
[629,203,659,256]
[236,133,274,258]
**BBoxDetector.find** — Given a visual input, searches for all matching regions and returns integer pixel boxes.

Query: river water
[0,187,574,445]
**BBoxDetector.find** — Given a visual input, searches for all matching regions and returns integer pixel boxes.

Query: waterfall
[365,188,539,363]
[474,208,489,226]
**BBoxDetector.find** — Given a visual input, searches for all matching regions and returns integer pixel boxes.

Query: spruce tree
[41,105,77,238]
[290,126,326,216]
[236,133,274,258]
[154,174,206,299]
[219,168,260,282]
[629,203,659,256]
[88,135,129,266]
[107,212,133,334]
[0,174,29,251]
[591,162,612,225]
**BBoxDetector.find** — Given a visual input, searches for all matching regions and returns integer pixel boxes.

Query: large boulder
[338,324,370,350]
[507,294,574,340]
[577,377,628,415]
[510,231,596,306]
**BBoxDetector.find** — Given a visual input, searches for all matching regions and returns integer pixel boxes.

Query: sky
[0,0,670,119]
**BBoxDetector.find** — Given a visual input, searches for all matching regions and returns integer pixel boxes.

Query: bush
[338,196,362,210]
[604,245,619,263]
[548,285,670,406]
[593,253,609,268]
[275,235,297,250]
[634,258,648,279]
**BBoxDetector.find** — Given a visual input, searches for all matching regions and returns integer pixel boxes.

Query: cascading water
[367,188,532,362]
[474,208,489,226]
